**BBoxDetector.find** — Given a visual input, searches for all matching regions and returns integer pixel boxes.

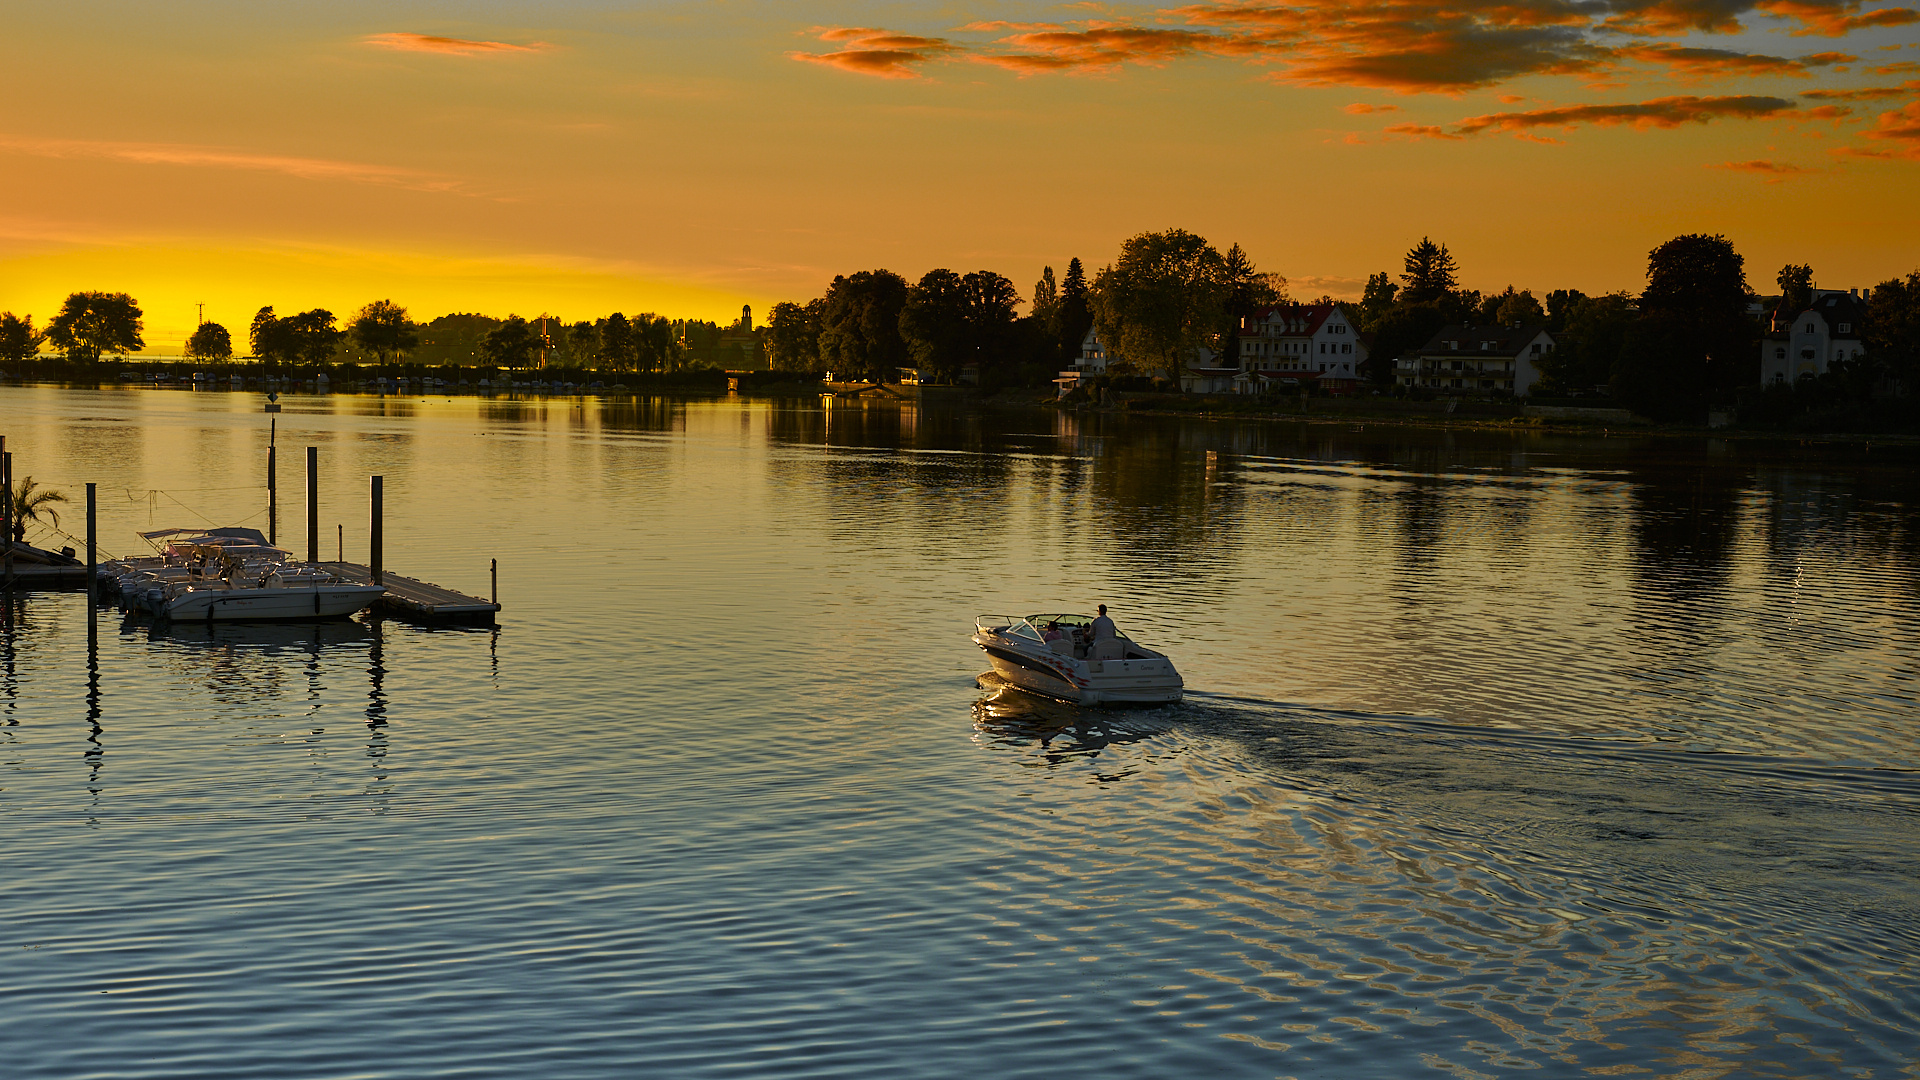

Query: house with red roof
[1231,303,1367,395]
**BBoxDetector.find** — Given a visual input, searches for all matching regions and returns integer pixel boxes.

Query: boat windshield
[1005,621,1043,643]
[1026,613,1093,630]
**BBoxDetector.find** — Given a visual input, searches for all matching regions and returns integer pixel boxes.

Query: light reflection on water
[1,386,1917,1078]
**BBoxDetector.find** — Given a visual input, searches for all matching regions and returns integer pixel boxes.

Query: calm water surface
[2,386,1918,1078]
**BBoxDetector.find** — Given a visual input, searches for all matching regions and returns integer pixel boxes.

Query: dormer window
[1805,324,1816,334]
[1448,340,1457,350]
[1838,322,1851,334]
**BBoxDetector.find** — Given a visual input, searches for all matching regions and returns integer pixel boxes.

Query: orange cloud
[1872,60,1920,73]
[790,28,960,78]
[1802,79,1920,98]
[1753,0,1920,35]
[362,32,551,55]
[1394,94,1800,138]
[979,27,1216,73]
[0,134,461,192]
[1707,159,1815,179]
[1864,99,1920,141]
[1383,122,1467,139]
[1600,0,1754,35]
[1616,44,1827,78]
[1344,102,1401,113]
[1182,1,1608,91]
[790,3,1913,96]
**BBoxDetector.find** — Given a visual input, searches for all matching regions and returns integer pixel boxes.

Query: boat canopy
[139,527,271,546]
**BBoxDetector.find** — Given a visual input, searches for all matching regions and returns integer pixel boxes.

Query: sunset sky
[3,0,1917,351]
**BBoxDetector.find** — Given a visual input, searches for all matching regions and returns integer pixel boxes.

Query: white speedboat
[972,613,1183,706]
[102,528,384,621]
[158,565,386,621]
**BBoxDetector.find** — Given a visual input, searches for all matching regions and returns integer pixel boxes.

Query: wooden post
[86,483,97,606]
[1,438,10,595]
[267,418,277,546]
[337,523,343,562]
[491,558,497,606]
[370,475,383,586]
[306,446,318,563]
[2,447,12,595]
[86,482,97,645]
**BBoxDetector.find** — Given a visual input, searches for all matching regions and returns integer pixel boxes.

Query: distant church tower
[739,304,753,332]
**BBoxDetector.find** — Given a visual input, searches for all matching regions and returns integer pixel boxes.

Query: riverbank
[1075,390,1920,444]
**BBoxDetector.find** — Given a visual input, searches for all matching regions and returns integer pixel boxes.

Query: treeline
[764,263,1090,387]
[1345,235,1920,424]
[0,294,752,374]
[761,232,1293,388]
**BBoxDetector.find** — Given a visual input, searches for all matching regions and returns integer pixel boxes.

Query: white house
[1761,289,1868,385]
[1234,304,1368,393]
[1399,323,1552,396]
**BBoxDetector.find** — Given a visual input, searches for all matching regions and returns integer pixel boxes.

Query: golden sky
[2,0,1917,351]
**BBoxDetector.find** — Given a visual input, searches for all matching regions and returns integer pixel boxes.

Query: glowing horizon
[4,0,1917,353]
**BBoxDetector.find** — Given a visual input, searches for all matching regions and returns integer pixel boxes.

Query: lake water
[3,386,1918,1079]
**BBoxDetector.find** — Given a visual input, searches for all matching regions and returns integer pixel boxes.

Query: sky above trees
[2,0,1916,352]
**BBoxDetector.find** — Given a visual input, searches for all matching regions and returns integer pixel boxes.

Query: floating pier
[316,562,500,624]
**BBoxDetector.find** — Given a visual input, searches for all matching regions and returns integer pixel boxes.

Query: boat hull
[162,585,385,621]
[974,636,1183,707]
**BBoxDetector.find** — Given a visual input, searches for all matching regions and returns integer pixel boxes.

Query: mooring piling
[267,418,278,547]
[3,444,13,595]
[370,475,384,586]
[86,482,97,644]
[86,483,97,603]
[306,446,318,563]
[491,558,498,606]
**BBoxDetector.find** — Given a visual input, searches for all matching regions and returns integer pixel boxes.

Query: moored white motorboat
[100,527,384,621]
[972,613,1183,706]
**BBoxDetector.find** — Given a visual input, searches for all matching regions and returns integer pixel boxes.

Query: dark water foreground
[2,387,1917,1078]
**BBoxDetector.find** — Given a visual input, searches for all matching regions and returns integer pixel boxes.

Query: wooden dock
[317,562,500,624]
[1,564,91,589]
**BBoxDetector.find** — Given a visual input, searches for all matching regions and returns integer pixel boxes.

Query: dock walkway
[317,562,500,624]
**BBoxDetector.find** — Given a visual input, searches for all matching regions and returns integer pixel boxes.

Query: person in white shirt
[1090,604,1116,642]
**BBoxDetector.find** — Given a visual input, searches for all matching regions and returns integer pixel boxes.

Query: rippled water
[3,386,1918,1078]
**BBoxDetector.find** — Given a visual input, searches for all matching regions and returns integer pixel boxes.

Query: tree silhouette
[351,300,418,364]
[1776,264,1814,314]
[1090,229,1229,375]
[819,270,910,383]
[0,312,46,364]
[1399,238,1459,305]
[483,316,538,369]
[7,476,67,543]
[47,292,144,362]
[186,322,233,362]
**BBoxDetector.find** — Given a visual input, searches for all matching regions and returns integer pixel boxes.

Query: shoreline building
[1231,304,1367,395]
[1399,323,1553,396]
[1761,290,1867,385]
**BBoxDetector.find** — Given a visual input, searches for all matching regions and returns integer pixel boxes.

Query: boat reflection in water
[141,616,381,652]
[971,671,1172,773]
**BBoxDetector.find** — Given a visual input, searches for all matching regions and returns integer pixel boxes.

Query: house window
[1448,340,1457,350]
[1775,348,1786,359]
[1838,322,1851,333]
[1530,343,1540,355]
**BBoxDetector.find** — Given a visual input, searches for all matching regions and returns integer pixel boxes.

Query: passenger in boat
[1090,605,1116,642]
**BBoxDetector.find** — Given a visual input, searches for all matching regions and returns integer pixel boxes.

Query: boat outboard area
[99,527,386,622]
[972,613,1184,706]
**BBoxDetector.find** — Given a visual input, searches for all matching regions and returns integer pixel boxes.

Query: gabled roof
[1245,303,1339,336]
[1770,291,1867,338]
[1415,323,1550,358]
